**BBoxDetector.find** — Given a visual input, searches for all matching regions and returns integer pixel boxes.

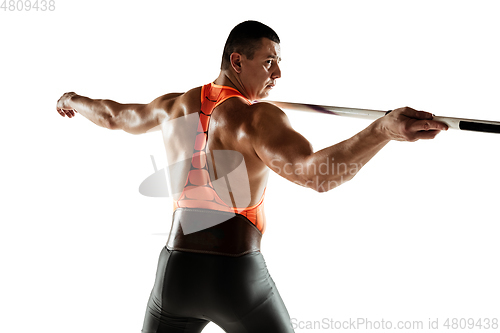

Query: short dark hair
[221,21,280,70]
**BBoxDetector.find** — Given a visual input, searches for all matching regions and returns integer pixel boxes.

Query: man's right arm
[250,103,448,192]
[56,92,183,134]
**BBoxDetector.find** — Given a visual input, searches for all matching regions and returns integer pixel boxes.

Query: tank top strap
[201,83,252,114]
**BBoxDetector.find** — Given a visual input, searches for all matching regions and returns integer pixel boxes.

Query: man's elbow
[106,114,135,133]
[106,117,119,130]
[302,173,356,193]
[107,119,143,135]
[106,108,157,135]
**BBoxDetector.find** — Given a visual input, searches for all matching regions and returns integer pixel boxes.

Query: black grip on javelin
[459,121,500,134]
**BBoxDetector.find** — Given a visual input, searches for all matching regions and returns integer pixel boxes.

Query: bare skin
[56,37,448,206]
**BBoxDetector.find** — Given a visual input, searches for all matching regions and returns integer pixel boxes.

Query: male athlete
[56,21,448,333]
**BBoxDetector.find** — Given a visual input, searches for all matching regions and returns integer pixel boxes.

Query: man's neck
[214,71,249,99]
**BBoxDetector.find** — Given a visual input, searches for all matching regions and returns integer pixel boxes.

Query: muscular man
[56,21,448,333]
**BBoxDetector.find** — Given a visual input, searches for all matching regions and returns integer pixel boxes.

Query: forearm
[302,119,390,191]
[66,94,114,129]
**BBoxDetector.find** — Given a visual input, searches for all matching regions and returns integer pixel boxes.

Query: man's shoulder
[156,87,202,119]
[250,101,283,112]
[183,86,203,99]
[248,101,289,125]
[232,101,290,139]
[163,86,202,106]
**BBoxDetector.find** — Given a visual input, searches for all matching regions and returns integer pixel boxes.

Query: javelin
[267,101,500,134]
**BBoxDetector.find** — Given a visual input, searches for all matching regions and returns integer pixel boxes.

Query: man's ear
[230,53,243,74]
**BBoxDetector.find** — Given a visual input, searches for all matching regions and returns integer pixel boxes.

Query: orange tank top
[173,83,266,234]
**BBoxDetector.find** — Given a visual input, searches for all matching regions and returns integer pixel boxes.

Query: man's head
[221,21,280,71]
[221,21,282,100]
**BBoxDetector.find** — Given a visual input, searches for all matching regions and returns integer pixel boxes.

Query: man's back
[159,85,269,210]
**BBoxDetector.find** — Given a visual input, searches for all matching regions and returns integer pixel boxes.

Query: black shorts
[141,247,294,333]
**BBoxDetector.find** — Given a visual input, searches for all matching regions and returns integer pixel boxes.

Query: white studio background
[1,1,499,332]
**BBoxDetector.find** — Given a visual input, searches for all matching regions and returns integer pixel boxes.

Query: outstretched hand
[381,106,448,142]
[56,92,78,118]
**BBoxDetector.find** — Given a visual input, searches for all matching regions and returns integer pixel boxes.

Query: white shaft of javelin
[266,101,500,131]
